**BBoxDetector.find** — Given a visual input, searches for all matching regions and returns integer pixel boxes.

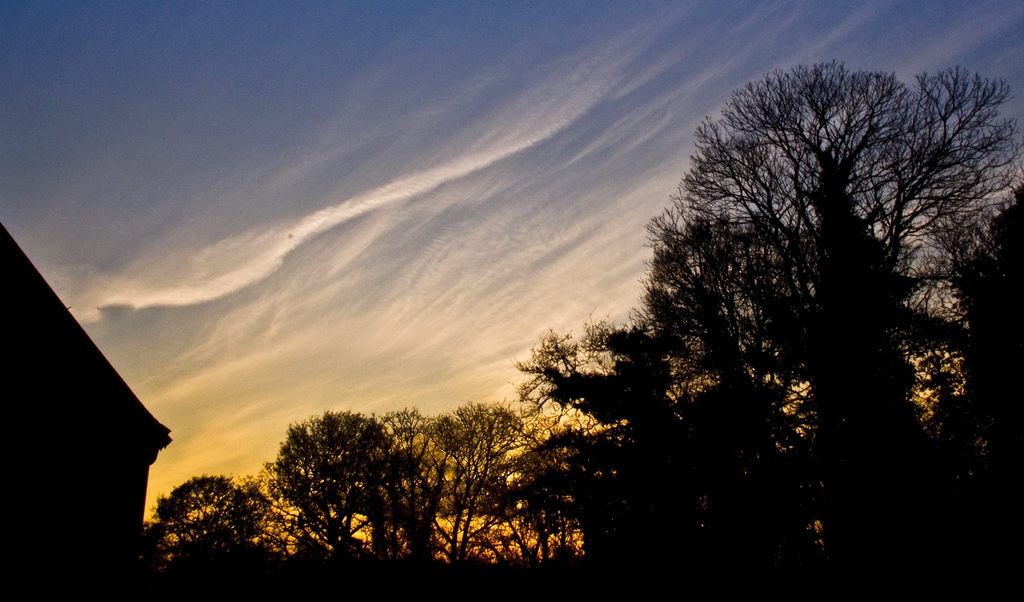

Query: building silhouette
[2,222,170,588]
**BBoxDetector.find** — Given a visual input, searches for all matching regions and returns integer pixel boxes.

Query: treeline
[143,63,1021,585]
[143,404,583,580]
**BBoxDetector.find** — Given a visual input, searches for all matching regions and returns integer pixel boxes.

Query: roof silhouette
[3,221,170,588]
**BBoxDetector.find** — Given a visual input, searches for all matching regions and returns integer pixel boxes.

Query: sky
[2,1,1022,512]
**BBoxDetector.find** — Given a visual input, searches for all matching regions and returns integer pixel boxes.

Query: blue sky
[3,1,1021,510]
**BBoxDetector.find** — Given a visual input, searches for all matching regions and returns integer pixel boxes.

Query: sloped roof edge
[2,222,171,458]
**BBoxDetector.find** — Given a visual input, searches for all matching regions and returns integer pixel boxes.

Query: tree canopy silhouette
[939,186,1022,569]
[518,62,1019,571]
[146,475,274,576]
[248,404,577,568]
[649,63,1020,567]
[265,411,389,561]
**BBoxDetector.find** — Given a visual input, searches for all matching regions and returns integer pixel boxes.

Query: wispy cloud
[92,152,532,312]
[74,32,645,323]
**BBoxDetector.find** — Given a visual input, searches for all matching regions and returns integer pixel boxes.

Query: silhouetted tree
[430,403,528,563]
[516,322,713,569]
[951,187,1022,471]
[371,409,446,561]
[489,409,585,568]
[645,62,1019,567]
[641,210,823,567]
[937,187,1023,568]
[146,475,274,575]
[265,411,388,561]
